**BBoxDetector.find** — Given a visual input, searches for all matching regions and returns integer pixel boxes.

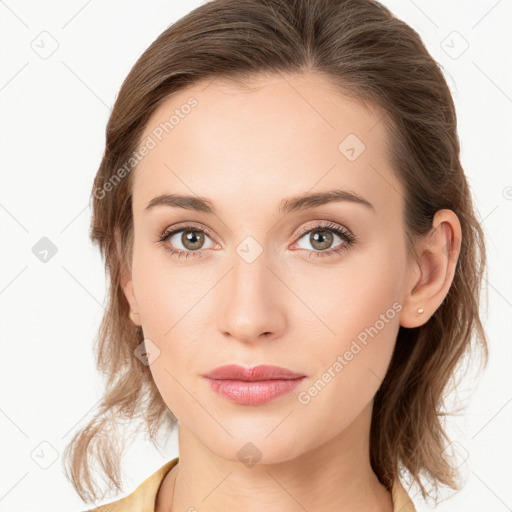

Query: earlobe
[115,226,141,327]
[122,273,142,327]
[400,209,462,328]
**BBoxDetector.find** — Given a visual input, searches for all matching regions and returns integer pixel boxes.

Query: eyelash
[156,221,356,260]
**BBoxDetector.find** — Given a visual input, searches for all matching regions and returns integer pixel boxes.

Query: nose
[216,251,286,345]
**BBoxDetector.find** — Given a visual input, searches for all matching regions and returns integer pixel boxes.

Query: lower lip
[205,377,305,405]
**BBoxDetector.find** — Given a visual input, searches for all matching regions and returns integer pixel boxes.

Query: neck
[156,403,393,512]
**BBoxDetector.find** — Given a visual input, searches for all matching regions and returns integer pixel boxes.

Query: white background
[0,1,511,511]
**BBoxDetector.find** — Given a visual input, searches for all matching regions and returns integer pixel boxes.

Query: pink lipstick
[203,364,306,405]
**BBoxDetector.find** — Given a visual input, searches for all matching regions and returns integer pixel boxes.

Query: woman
[64,0,488,510]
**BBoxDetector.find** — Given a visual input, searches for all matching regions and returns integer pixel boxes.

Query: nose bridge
[217,243,284,343]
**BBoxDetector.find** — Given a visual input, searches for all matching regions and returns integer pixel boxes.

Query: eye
[157,224,216,259]
[157,221,356,260]
[292,221,356,258]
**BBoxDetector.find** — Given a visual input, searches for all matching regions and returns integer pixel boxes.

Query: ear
[115,226,142,327]
[399,209,462,328]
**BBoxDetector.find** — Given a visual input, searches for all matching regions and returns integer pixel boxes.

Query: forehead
[132,72,403,220]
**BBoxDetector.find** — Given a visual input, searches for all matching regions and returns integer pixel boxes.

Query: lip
[202,365,306,405]
[202,364,306,381]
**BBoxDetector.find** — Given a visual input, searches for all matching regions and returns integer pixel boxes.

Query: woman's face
[123,72,417,463]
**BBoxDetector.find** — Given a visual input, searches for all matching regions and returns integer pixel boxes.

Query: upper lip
[203,364,306,381]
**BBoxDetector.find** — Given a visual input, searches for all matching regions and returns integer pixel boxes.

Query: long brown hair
[63,0,488,505]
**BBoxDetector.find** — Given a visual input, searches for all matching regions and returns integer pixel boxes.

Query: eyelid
[293,220,352,238]
[158,219,356,258]
[159,220,352,242]
[160,221,217,242]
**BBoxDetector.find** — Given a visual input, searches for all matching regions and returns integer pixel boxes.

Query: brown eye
[292,222,356,259]
[309,230,334,251]
[159,225,216,257]
[296,227,343,252]
[180,230,205,250]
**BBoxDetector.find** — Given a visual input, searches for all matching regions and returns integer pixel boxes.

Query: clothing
[89,456,416,511]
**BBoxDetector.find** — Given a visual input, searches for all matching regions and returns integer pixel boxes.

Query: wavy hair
[62,0,489,505]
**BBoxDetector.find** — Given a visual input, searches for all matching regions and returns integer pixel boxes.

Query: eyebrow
[144,189,375,215]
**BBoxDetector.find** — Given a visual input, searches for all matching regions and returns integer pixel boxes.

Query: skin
[119,72,461,512]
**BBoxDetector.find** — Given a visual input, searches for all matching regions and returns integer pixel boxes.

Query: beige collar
[92,457,416,511]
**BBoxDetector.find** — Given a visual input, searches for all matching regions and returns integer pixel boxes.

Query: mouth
[204,376,306,405]
[202,364,307,405]
[202,363,306,381]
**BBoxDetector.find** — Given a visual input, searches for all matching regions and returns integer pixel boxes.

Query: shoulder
[90,457,179,512]
[391,478,416,512]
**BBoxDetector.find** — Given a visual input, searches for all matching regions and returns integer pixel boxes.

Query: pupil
[183,230,204,250]
[311,230,332,250]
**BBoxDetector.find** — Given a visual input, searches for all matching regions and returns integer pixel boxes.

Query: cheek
[133,228,406,440]
[141,306,206,424]
[132,242,209,337]
[296,246,404,408]
[131,247,213,414]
